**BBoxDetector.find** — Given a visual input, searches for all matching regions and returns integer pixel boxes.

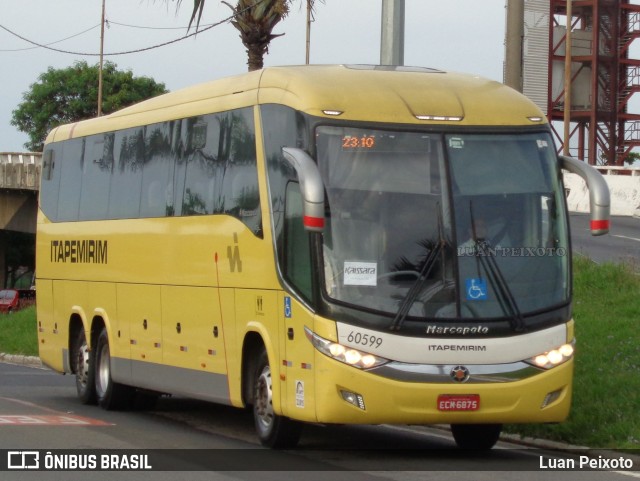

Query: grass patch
[0,305,38,357]
[506,256,640,449]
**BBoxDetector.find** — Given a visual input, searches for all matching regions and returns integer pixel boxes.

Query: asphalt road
[0,362,638,480]
[569,213,640,265]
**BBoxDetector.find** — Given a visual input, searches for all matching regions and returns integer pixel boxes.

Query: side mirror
[560,155,610,236]
[282,147,325,232]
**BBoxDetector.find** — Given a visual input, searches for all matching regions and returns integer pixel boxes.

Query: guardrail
[594,165,640,176]
[0,153,42,191]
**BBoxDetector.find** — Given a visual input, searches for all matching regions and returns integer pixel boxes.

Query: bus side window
[57,138,84,222]
[79,134,112,221]
[221,108,261,236]
[108,128,144,219]
[40,145,61,221]
[141,122,175,218]
[182,115,217,216]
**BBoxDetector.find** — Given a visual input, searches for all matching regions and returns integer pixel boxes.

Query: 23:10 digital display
[341,135,376,150]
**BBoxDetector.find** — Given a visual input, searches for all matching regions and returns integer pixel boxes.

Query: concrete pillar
[505,0,524,91]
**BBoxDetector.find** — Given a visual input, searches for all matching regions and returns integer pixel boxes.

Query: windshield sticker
[344,262,377,286]
[449,138,464,149]
[537,139,548,148]
[465,278,488,301]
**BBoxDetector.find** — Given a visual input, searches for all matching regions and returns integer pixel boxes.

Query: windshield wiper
[389,207,445,332]
[469,204,526,333]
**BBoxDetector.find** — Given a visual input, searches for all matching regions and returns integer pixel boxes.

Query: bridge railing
[594,165,640,177]
[0,153,42,191]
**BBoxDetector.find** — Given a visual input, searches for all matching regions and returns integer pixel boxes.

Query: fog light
[340,390,366,410]
[541,388,563,408]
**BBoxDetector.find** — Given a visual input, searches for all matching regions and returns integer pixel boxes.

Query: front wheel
[94,327,134,410]
[253,349,302,448]
[451,423,502,450]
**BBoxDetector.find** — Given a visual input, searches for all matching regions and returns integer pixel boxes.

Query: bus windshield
[315,126,569,322]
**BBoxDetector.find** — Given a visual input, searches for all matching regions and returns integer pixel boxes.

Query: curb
[0,352,44,369]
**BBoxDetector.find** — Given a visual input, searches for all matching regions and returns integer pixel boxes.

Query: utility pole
[305,0,311,64]
[98,0,105,117]
[380,0,405,66]
[563,0,572,156]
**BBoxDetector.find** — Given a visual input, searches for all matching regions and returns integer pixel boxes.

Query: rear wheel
[253,349,302,448]
[451,423,502,450]
[73,328,96,404]
[94,327,134,410]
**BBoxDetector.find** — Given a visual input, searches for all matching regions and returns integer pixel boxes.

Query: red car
[0,289,20,313]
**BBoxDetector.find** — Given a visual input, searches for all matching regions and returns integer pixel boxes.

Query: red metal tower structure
[548,0,640,165]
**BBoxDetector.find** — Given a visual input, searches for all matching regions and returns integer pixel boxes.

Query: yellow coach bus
[37,65,610,449]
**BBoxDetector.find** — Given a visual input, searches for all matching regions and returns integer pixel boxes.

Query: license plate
[437,394,480,412]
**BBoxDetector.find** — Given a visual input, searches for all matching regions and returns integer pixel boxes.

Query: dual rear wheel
[73,326,135,410]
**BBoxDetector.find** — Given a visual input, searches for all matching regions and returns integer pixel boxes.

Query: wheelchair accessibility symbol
[465,278,488,301]
[284,296,292,318]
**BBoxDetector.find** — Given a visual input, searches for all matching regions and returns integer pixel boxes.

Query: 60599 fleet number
[346,331,383,349]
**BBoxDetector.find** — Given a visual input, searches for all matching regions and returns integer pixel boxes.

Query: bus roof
[46,65,546,143]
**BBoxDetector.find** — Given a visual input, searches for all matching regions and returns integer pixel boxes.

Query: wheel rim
[255,365,274,432]
[95,342,110,399]
[76,338,90,389]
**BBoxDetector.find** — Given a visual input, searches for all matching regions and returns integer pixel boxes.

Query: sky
[0,0,506,152]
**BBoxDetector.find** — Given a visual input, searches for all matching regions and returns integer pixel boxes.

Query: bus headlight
[304,327,389,369]
[527,341,575,369]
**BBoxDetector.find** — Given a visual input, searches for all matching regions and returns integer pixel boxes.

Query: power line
[0,17,220,53]
[0,0,268,57]
[0,24,100,52]
[106,19,218,30]
[0,19,217,57]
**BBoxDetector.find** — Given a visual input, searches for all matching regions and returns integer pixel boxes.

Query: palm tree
[173,0,321,71]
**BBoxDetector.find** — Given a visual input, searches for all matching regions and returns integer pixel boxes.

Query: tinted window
[39,107,261,237]
[39,145,61,221]
[108,128,144,219]
[80,134,112,220]
[141,123,175,218]
[57,138,84,222]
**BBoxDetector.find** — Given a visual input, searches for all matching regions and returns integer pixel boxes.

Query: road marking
[612,234,640,243]
[0,414,112,426]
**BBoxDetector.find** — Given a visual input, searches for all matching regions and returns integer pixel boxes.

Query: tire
[451,423,502,450]
[94,327,134,410]
[73,328,96,405]
[253,349,302,448]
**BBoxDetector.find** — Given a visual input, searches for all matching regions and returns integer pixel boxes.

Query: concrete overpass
[0,152,41,289]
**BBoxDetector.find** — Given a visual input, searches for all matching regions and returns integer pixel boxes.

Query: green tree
[175,0,322,71]
[625,151,640,166]
[11,61,167,152]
